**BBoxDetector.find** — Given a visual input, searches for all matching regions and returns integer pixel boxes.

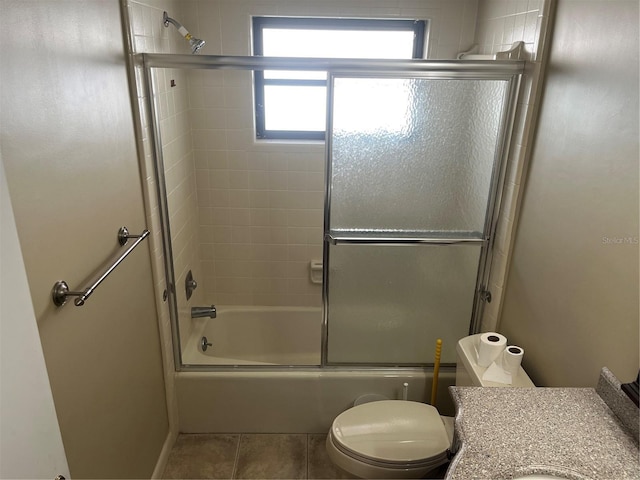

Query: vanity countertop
[446,378,639,480]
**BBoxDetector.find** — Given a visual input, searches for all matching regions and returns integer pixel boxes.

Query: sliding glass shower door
[324,75,516,365]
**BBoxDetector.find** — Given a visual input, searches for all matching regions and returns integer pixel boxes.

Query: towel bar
[52,227,150,307]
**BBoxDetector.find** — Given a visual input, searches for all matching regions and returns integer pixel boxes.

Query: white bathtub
[177,368,456,433]
[176,305,456,433]
[181,305,322,366]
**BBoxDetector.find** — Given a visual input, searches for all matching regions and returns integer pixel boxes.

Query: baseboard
[151,429,178,479]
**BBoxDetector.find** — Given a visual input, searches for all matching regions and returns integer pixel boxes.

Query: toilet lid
[330,400,450,464]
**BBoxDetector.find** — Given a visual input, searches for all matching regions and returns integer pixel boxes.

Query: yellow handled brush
[430,338,442,406]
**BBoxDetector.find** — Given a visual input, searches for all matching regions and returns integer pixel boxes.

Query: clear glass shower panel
[326,244,481,364]
[151,66,324,367]
[329,77,509,237]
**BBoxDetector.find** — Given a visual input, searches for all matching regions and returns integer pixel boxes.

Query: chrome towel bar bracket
[52,227,150,307]
[117,226,147,246]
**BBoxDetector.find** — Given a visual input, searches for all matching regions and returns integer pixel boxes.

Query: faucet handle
[201,336,212,352]
[185,270,198,300]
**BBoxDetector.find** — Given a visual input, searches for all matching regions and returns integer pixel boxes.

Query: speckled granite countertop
[446,371,639,480]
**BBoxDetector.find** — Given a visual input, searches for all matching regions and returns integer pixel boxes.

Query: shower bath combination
[139,46,525,432]
[138,6,528,377]
[163,11,205,54]
[142,53,523,370]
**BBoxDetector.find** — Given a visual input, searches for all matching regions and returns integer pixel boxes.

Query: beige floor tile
[163,434,239,479]
[234,434,307,479]
[307,434,357,479]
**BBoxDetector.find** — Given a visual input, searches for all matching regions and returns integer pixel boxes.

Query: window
[252,17,427,140]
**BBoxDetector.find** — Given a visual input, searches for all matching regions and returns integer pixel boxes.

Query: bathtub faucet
[191,305,217,319]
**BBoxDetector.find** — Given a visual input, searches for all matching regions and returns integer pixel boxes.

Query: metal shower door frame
[321,71,522,366]
[140,53,522,371]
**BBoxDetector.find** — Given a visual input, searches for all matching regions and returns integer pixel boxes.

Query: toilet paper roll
[502,345,524,375]
[477,332,507,367]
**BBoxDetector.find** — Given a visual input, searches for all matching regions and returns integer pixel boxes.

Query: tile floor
[162,434,356,479]
[162,433,449,479]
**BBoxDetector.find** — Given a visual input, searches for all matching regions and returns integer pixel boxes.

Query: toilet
[326,333,535,479]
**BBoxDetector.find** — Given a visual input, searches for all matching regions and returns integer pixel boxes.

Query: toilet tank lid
[331,400,450,463]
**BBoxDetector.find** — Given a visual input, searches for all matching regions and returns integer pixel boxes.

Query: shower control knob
[185,270,198,300]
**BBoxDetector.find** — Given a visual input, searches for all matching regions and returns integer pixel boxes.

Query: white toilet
[326,334,535,479]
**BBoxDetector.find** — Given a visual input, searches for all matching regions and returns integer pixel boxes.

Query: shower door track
[142,53,524,75]
[140,53,523,371]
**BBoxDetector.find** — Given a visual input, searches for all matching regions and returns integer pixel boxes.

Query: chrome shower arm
[162,11,205,54]
[163,12,183,31]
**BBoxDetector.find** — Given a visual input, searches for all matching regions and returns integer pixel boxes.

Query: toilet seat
[327,400,451,478]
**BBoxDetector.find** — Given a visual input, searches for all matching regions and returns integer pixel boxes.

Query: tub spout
[191,305,216,318]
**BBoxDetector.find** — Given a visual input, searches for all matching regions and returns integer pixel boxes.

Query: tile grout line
[306,434,310,480]
[231,434,242,479]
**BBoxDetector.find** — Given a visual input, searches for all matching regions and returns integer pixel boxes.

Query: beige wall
[0,152,70,479]
[0,0,168,477]
[499,0,639,387]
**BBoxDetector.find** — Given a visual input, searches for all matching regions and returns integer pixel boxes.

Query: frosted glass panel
[330,77,508,235]
[326,244,481,364]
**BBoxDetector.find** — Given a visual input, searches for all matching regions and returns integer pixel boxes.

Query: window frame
[252,16,427,141]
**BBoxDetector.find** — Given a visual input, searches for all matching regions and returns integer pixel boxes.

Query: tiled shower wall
[475,0,544,57]
[126,0,553,337]
[188,68,326,307]
[124,0,488,359]
[473,0,554,331]
[171,0,480,307]
[126,0,200,450]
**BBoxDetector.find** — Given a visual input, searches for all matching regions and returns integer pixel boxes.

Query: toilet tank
[455,334,535,387]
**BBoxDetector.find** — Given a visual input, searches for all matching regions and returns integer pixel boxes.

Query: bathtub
[176,305,456,433]
[181,305,322,366]
[176,368,456,433]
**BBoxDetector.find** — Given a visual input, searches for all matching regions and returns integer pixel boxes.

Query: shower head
[189,37,206,55]
[163,11,205,54]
